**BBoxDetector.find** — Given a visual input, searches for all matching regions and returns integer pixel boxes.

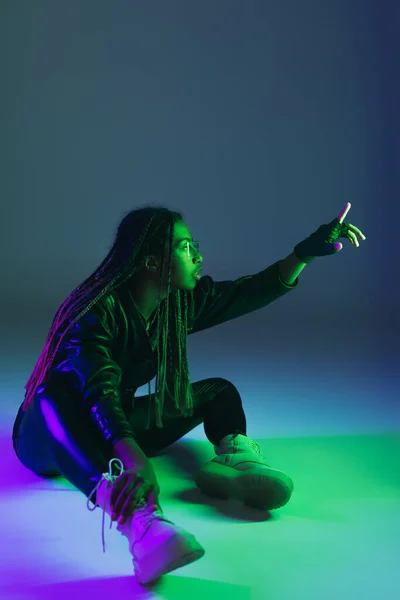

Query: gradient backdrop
[0,1,398,598]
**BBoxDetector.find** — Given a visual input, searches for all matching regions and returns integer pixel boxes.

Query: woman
[11,203,365,585]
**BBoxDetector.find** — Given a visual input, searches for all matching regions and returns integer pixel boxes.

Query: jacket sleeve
[188,260,299,334]
[53,294,135,447]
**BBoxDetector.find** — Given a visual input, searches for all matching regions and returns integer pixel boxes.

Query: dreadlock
[22,205,195,430]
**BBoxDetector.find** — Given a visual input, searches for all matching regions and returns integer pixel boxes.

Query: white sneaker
[87,459,205,585]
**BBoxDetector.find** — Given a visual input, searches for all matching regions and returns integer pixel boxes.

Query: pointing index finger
[338,202,351,224]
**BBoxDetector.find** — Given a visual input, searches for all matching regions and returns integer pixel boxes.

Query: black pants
[12,377,247,499]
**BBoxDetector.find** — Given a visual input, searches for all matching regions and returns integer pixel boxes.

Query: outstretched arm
[278,253,307,286]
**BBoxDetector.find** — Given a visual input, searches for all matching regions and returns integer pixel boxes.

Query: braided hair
[22,205,195,429]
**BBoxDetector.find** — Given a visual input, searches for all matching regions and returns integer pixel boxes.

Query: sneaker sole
[134,532,205,585]
[195,462,294,510]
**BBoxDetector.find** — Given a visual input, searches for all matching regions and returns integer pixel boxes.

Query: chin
[169,281,193,292]
[180,279,197,291]
[178,283,196,292]
[170,276,197,291]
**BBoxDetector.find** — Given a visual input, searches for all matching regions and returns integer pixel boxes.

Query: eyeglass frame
[178,240,201,259]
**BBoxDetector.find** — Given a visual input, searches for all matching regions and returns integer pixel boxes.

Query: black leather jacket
[45,261,298,447]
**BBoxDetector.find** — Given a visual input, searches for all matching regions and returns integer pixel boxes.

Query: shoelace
[128,502,165,552]
[86,458,165,553]
[248,439,265,459]
[133,500,164,527]
[220,434,269,464]
[244,438,270,464]
[87,458,125,553]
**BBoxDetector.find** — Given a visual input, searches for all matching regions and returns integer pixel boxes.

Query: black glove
[294,218,351,264]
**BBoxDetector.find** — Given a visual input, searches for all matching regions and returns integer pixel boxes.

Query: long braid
[153,283,195,426]
[149,219,172,429]
[175,289,195,418]
[22,215,155,411]
[23,206,195,431]
[182,289,195,416]
[147,218,194,429]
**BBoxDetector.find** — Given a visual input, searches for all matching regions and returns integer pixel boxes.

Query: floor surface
[1,327,398,600]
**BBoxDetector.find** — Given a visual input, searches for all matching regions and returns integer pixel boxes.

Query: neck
[130,278,167,321]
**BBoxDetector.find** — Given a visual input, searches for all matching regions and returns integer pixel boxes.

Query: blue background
[1,0,397,433]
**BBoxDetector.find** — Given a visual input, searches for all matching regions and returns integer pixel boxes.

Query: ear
[144,255,159,271]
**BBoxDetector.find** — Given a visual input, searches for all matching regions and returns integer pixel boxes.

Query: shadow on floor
[0,569,252,600]
[1,430,274,522]
[3,429,399,523]
[159,439,275,522]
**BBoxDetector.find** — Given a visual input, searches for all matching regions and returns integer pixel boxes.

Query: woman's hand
[110,466,159,525]
[294,202,367,264]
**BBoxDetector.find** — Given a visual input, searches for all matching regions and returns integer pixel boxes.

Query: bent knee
[212,377,238,393]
